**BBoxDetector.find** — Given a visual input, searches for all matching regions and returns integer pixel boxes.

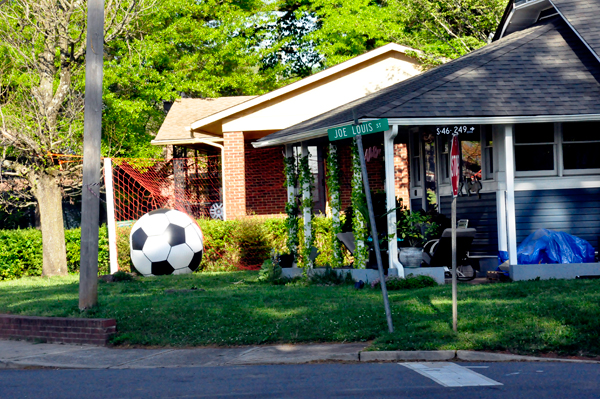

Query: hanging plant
[351,141,368,269]
[326,143,343,268]
[298,152,314,269]
[283,154,299,260]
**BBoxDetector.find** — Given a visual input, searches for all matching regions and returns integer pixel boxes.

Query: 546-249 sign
[436,126,476,135]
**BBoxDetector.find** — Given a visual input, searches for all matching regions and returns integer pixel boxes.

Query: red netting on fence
[112,156,223,222]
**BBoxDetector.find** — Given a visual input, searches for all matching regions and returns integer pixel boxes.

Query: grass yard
[1,272,600,358]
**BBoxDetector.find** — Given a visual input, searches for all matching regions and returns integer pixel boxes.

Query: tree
[102,0,287,158]
[0,0,152,276]
[292,0,505,68]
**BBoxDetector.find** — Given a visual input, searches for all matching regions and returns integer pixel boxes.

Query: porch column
[384,125,404,277]
[301,142,313,267]
[223,131,246,219]
[504,125,518,264]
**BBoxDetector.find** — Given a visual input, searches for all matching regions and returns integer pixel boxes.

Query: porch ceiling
[254,16,600,148]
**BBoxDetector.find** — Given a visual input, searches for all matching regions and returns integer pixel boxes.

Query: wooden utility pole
[79,0,105,309]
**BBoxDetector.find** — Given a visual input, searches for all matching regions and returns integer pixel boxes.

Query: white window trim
[514,122,558,177]
[514,122,600,178]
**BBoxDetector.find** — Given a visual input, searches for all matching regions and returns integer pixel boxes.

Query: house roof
[188,43,420,133]
[254,16,600,148]
[551,0,600,62]
[152,97,256,144]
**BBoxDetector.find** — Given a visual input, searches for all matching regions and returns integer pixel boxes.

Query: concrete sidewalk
[1,340,598,370]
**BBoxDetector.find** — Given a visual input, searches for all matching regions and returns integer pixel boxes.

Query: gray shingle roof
[257,16,600,145]
[551,0,600,61]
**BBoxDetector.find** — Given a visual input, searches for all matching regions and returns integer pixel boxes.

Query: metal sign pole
[450,134,460,332]
[355,133,394,333]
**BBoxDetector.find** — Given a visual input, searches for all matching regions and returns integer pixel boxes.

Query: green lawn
[1,272,600,357]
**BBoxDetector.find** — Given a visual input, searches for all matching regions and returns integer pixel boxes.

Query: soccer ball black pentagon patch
[129,208,204,277]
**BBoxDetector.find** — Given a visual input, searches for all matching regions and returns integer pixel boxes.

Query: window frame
[560,122,600,176]
[513,123,558,177]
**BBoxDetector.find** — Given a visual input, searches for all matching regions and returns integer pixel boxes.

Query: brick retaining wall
[0,315,116,346]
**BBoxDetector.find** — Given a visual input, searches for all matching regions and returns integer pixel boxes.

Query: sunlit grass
[1,273,600,357]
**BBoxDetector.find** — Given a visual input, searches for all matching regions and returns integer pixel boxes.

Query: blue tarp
[517,229,595,265]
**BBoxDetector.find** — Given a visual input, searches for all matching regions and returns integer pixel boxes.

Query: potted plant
[396,208,438,268]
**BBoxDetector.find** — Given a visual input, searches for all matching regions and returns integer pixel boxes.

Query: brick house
[151,43,422,219]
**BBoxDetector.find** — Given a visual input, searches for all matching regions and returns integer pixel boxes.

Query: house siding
[514,188,600,250]
[440,193,498,255]
[244,141,287,216]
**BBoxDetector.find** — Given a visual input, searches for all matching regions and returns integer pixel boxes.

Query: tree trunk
[32,171,68,276]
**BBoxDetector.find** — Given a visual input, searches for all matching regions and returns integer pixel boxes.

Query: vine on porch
[298,152,314,269]
[326,143,343,268]
[283,154,299,261]
[351,141,368,269]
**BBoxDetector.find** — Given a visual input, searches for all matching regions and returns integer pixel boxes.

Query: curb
[360,350,455,362]
[358,350,600,364]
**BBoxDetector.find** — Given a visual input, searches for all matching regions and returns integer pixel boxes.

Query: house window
[514,123,556,176]
[562,122,600,173]
[293,145,325,212]
[438,134,450,184]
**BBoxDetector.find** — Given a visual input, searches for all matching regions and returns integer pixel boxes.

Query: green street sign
[327,118,390,141]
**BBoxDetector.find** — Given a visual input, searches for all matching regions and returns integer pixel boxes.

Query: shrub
[309,267,354,286]
[257,259,282,283]
[0,226,110,281]
[371,274,438,290]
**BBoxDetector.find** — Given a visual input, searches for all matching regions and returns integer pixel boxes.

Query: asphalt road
[1,362,598,399]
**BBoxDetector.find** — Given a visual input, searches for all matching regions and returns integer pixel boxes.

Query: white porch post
[301,142,313,268]
[103,158,118,274]
[494,125,508,254]
[504,125,518,265]
[384,125,404,277]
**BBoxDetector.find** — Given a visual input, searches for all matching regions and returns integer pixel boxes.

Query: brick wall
[394,143,410,207]
[223,132,246,219]
[245,141,287,215]
[0,315,116,346]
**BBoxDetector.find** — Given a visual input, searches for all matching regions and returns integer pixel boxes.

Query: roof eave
[253,113,600,148]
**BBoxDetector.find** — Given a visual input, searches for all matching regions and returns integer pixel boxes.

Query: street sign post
[328,119,389,141]
[328,118,394,333]
[450,134,460,332]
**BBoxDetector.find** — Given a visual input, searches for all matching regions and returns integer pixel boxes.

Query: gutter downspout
[384,125,404,277]
[198,138,226,221]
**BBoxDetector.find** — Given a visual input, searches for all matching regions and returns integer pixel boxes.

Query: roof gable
[550,0,600,62]
[189,43,421,134]
[153,97,256,142]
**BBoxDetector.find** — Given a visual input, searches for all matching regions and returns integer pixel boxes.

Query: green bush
[371,275,438,290]
[0,226,110,281]
[257,259,282,283]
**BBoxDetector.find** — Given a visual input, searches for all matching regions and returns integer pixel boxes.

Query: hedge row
[0,216,341,280]
[0,227,110,280]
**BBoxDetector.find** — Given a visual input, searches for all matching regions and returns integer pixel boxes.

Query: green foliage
[309,267,354,286]
[371,274,438,290]
[112,271,135,282]
[283,155,300,259]
[257,259,283,283]
[102,0,287,157]
[0,226,110,281]
[350,141,369,268]
[297,154,315,268]
[326,144,343,268]
[396,208,439,247]
[304,0,506,67]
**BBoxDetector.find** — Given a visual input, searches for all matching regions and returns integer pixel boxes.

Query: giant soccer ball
[129,209,203,276]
